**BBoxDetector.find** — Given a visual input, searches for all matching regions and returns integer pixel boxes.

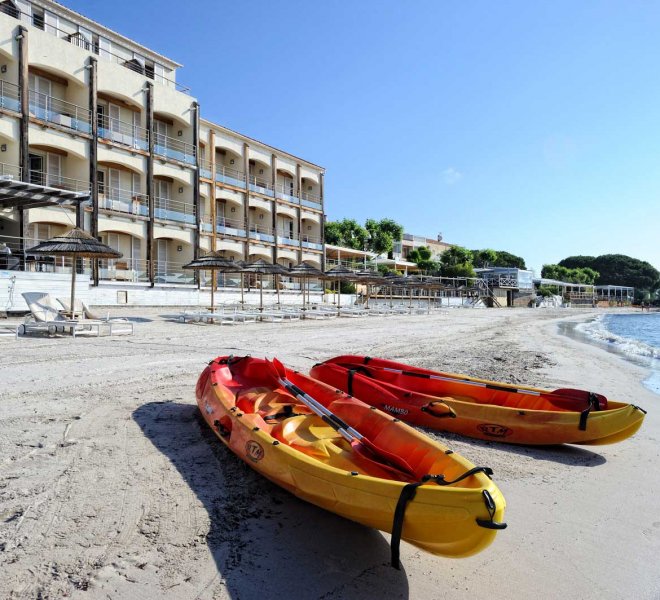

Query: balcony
[154,260,195,284]
[276,182,298,202]
[154,197,196,225]
[98,115,149,152]
[301,234,323,251]
[277,230,299,247]
[0,162,22,180]
[199,159,213,179]
[29,91,91,134]
[301,191,322,210]
[97,257,149,283]
[248,223,275,244]
[30,171,90,193]
[154,133,196,165]
[0,80,20,112]
[214,216,246,238]
[248,175,274,197]
[98,184,148,217]
[215,165,246,189]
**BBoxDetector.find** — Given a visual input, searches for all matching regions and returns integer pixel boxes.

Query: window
[32,6,45,29]
[0,1,19,19]
[97,170,105,194]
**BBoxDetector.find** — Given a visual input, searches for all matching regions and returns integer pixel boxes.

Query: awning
[0,177,90,210]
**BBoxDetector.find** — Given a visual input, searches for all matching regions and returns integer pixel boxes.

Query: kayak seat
[271,415,351,463]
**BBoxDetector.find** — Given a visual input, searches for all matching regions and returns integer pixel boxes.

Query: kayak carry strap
[347,366,374,397]
[579,392,602,431]
[390,467,496,569]
[263,404,306,423]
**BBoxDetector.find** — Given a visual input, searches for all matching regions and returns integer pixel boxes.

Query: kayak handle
[476,490,507,530]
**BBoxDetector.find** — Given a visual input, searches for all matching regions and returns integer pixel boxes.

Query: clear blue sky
[69,0,660,274]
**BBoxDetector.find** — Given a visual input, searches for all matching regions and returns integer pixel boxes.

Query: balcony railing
[215,165,246,189]
[0,162,22,180]
[154,260,195,284]
[0,79,20,112]
[30,171,90,193]
[98,115,149,151]
[98,185,148,216]
[248,174,274,197]
[301,191,322,210]
[275,182,298,202]
[153,133,196,165]
[199,159,213,179]
[248,223,275,243]
[4,2,191,94]
[154,197,196,224]
[301,233,323,251]
[277,230,299,247]
[29,91,91,133]
[97,257,149,283]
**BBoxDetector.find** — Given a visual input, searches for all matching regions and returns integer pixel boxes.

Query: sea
[560,312,660,395]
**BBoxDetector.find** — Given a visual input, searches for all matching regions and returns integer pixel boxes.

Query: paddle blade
[272,357,288,378]
[357,437,417,479]
[550,388,608,410]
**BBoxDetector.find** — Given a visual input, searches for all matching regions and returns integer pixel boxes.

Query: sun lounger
[57,298,134,334]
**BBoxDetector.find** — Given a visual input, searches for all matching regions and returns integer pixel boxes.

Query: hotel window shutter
[99,37,112,59]
[109,104,120,133]
[44,10,58,35]
[109,168,120,200]
[46,153,61,188]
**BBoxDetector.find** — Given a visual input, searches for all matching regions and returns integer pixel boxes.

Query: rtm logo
[245,441,265,462]
[382,405,409,415]
[477,424,513,438]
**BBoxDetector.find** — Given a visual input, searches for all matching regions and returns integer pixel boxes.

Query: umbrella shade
[182,254,246,312]
[355,269,384,284]
[29,228,121,321]
[241,259,290,311]
[322,265,359,280]
[287,262,324,309]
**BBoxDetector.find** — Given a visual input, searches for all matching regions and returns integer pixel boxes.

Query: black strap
[263,405,304,423]
[390,467,494,568]
[363,356,372,364]
[347,369,356,397]
[391,481,424,569]
[579,392,601,431]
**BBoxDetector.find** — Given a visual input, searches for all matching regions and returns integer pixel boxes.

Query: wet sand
[1,307,658,599]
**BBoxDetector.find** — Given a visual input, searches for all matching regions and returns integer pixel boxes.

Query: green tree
[365,218,404,256]
[558,254,659,289]
[440,246,475,278]
[541,264,599,285]
[323,219,369,250]
[471,249,498,268]
[492,251,526,269]
[409,246,440,274]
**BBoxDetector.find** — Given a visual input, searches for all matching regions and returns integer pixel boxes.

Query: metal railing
[0,79,20,112]
[30,171,91,192]
[248,223,275,243]
[199,159,213,179]
[301,233,323,251]
[98,184,148,216]
[154,196,196,224]
[28,90,92,133]
[5,2,191,94]
[275,181,298,202]
[154,260,195,284]
[277,229,299,247]
[0,162,22,179]
[301,192,322,210]
[97,257,149,283]
[153,133,196,165]
[248,174,274,197]
[215,165,246,189]
[98,115,149,151]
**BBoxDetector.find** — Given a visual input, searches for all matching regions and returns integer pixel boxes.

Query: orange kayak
[309,355,646,445]
[196,356,507,563]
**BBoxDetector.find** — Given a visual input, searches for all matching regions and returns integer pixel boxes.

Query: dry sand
[0,307,658,599]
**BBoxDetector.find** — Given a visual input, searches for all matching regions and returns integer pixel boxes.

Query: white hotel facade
[0,0,325,290]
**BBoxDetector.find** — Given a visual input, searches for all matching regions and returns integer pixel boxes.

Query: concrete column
[145,82,155,286]
[296,163,303,263]
[319,172,326,270]
[88,57,99,285]
[17,26,29,270]
[271,153,278,265]
[243,142,250,262]
[192,101,200,264]
[209,129,216,252]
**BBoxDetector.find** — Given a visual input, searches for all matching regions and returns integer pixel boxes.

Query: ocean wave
[576,316,660,360]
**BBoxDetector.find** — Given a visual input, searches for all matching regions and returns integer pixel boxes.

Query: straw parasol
[355,269,384,308]
[183,252,245,312]
[288,262,325,309]
[241,259,290,312]
[323,265,359,311]
[28,228,121,320]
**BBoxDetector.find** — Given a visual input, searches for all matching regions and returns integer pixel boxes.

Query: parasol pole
[259,274,264,312]
[70,257,77,320]
[240,273,245,307]
[276,274,281,308]
[210,269,215,312]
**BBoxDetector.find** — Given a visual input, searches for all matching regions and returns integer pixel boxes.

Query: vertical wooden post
[319,172,326,271]
[271,153,278,265]
[17,26,29,270]
[145,82,155,286]
[296,163,302,264]
[88,57,99,285]
[209,129,216,289]
[243,142,250,263]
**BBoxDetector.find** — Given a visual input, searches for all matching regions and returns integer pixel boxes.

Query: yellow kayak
[196,356,507,565]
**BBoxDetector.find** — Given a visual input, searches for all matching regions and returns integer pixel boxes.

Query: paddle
[343,362,608,411]
[266,358,417,479]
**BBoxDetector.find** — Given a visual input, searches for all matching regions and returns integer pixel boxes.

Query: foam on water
[570,313,660,396]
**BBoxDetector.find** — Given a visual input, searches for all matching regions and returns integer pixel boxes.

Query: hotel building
[0,0,325,291]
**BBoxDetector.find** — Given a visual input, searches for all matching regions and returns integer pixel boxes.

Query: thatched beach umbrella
[241,259,289,312]
[355,269,384,308]
[28,228,121,320]
[183,253,244,312]
[288,262,325,309]
[323,265,359,311]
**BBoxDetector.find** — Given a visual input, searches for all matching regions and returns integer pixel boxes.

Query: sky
[67,0,660,275]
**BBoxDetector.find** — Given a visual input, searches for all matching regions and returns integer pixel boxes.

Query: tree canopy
[558,254,659,289]
[408,245,440,273]
[324,218,403,255]
[440,245,475,278]
[541,264,600,285]
[471,249,527,269]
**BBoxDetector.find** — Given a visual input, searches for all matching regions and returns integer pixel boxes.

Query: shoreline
[1,308,658,599]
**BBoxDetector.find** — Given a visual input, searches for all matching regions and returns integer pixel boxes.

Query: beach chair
[18,293,107,339]
[57,298,134,335]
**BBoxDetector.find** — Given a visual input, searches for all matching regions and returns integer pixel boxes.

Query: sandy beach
[1,307,658,600]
